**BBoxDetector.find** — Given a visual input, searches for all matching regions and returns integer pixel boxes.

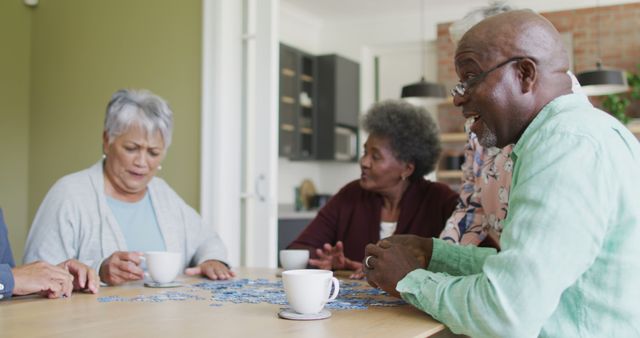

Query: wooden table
[0,267,446,338]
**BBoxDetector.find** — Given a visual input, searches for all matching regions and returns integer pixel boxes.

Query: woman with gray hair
[24,89,234,286]
[288,99,458,278]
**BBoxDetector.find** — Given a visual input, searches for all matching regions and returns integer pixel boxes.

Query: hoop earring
[102,154,106,159]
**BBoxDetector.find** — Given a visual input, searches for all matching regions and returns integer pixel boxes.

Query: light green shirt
[397,94,640,337]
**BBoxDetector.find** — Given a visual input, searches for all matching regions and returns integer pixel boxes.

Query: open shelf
[281,124,294,132]
[627,123,640,134]
[281,96,295,104]
[281,68,296,77]
[440,132,467,142]
[436,170,463,179]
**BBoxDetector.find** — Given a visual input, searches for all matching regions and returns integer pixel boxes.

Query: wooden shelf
[300,74,314,82]
[300,127,313,135]
[281,96,295,104]
[440,132,467,142]
[436,170,462,179]
[627,123,640,134]
[281,124,294,132]
[281,68,296,77]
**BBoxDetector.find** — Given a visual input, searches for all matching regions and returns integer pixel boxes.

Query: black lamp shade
[576,68,629,96]
[401,80,446,99]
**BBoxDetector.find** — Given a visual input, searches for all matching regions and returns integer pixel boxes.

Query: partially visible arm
[380,235,496,276]
[0,209,16,299]
[60,259,99,293]
[11,261,73,298]
[0,264,15,300]
[439,134,489,246]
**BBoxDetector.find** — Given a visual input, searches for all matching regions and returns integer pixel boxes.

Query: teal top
[106,192,166,252]
[397,94,640,337]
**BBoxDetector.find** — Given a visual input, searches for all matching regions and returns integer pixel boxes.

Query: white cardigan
[23,160,229,274]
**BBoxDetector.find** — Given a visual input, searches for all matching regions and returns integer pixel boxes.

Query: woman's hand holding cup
[99,251,144,286]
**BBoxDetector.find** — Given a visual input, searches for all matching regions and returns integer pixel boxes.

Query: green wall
[0,0,202,261]
[0,1,31,261]
[28,0,203,236]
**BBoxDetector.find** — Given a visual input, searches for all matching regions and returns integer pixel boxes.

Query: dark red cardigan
[287,178,458,262]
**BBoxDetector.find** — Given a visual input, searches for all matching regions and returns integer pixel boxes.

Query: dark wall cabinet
[315,54,360,161]
[279,44,360,162]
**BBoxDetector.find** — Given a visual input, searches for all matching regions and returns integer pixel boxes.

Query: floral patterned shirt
[439,128,513,247]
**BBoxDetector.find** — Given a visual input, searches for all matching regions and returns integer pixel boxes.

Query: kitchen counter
[278,204,319,220]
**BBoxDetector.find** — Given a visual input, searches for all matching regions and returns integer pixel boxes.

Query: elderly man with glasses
[438,3,585,249]
[364,10,640,337]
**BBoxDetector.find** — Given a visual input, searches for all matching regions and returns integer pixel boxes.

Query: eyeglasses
[450,56,527,97]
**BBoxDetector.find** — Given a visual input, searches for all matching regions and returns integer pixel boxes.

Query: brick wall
[437,3,640,86]
[436,3,640,133]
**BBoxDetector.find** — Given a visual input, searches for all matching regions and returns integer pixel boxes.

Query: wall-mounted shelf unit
[435,103,467,189]
[436,170,463,180]
[279,44,316,160]
[279,45,360,162]
[440,132,467,142]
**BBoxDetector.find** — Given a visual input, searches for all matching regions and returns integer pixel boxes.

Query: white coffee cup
[279,249,309,270]
[282,269,340,314]
[143,251,182,284]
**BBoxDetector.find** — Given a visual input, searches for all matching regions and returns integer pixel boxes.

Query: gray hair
[104,89,174,149]
[449,1,514,44]
[362,100,440,180]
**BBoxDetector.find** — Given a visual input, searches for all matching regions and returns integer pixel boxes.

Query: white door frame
[200,0,279,268]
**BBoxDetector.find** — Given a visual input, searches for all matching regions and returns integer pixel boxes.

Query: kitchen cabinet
[278,45,360,162]
[315,54,360,162]
[279,43,316,160]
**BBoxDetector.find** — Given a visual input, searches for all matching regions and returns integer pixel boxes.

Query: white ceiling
[280,0,468,23]
[280,0,470,24]
[280,0,640,25]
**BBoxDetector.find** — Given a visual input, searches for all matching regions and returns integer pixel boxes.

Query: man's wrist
[2,264,16,299]
[420,238,433,268]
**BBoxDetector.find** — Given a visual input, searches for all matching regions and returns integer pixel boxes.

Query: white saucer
[144,281,183,288]
[278,309,331,321]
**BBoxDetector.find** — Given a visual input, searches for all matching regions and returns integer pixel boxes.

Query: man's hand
[378,235,433,268]
[99,251,144,286]
[363,240,425,298]
[308,241,362,273]
[59,259,99,294]
[11,261,74,298]
[185,260,235,280]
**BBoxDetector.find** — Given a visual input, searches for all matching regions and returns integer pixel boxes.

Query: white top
[379,221,397,240]
[106,192,166,252]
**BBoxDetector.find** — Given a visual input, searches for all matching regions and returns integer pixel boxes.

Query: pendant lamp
[401,0,446,103]
[576,1,629,96]
[577,62,629,96]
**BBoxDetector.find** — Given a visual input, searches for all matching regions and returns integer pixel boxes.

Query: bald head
[451,10,573,148]
[457,10,569,76]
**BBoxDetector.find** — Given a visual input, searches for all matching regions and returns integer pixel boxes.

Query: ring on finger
[364,255,374,269]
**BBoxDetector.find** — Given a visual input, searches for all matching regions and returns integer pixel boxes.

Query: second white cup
[144,251,183,284]
[279,249,309,270]
[282,269,340,314]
